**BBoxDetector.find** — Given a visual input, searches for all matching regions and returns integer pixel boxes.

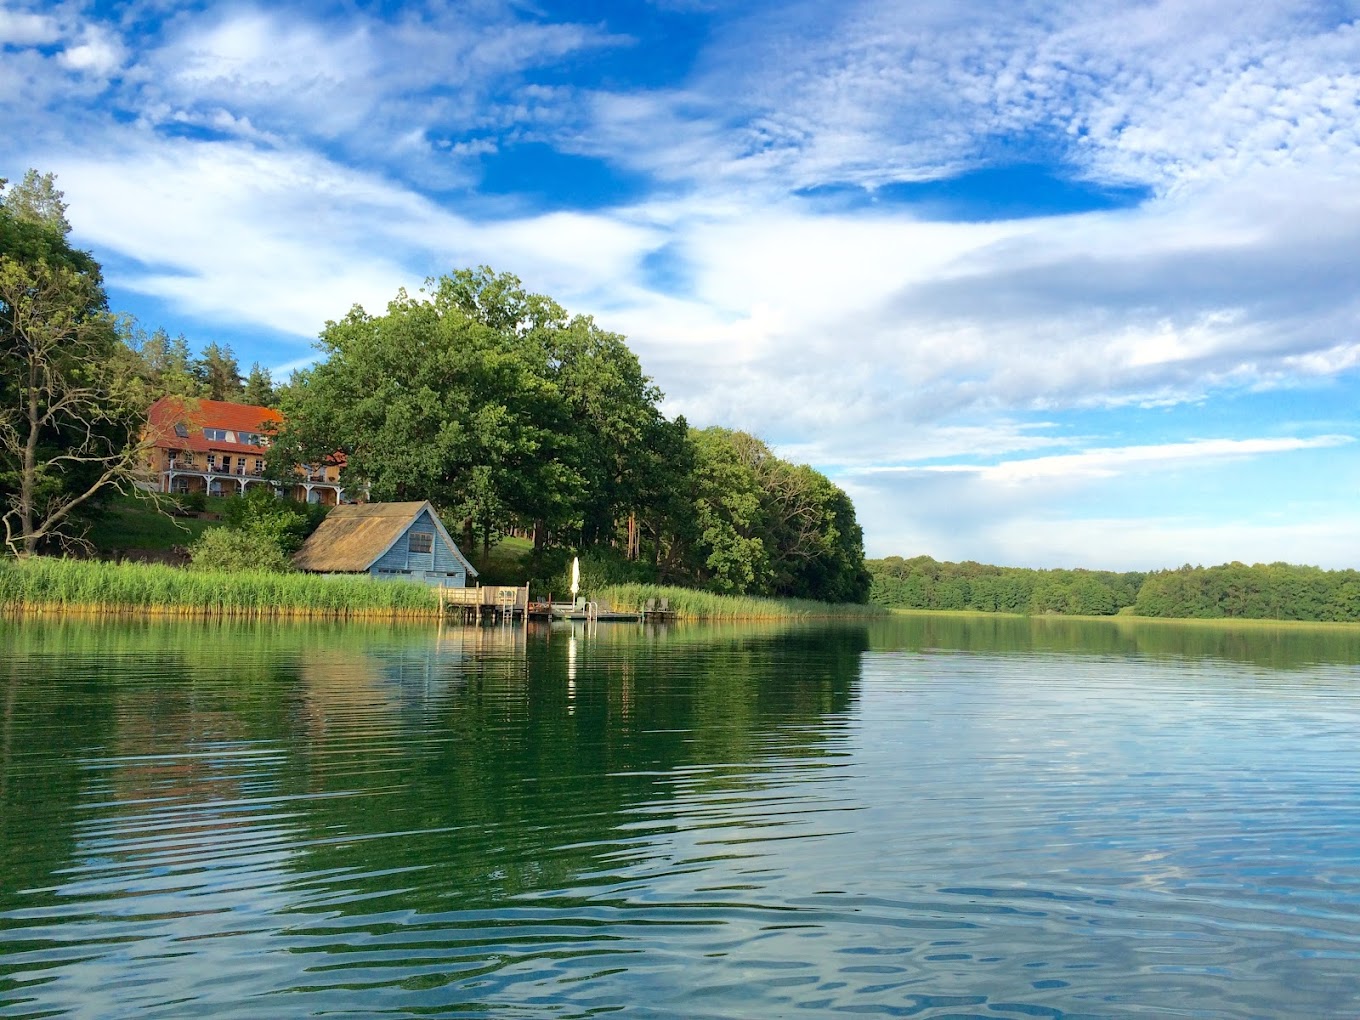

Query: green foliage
[1,169,147,555]
[194,340,244,400]
[665,428,870,601]
[0,555,438,616]
[596,582,885,620]
[241,362,277,407]
[4,170,70,234]
[1134,561,1360,622]
[220,487,327,556]
[870,555,1360,623]
[120,324,202,401]
[868,555,1141,617]
[271,268,869,604]
[469,533,534,586]
[188,527,292,573]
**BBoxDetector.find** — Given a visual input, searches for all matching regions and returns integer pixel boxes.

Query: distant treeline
[869,556,1144,616]
[868,556,1360,622]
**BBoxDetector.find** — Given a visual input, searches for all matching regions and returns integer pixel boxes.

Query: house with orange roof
[145,396,347,505]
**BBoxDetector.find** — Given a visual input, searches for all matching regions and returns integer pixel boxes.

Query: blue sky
[4,0,1360,569]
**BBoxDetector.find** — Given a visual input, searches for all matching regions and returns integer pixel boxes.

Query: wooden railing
[438,584,531,611]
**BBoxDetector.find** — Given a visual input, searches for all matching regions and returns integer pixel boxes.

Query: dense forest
[1,172,869,601]
[868,556,1360,622]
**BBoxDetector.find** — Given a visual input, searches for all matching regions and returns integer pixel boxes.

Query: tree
[119,324,204,404]
[4,170,71,235]
[676,427,869,600]
[242,362,276,407]
[0,173,150,555]
[272,283,572,538]
[431,268,672,551]
[195,341,243,400]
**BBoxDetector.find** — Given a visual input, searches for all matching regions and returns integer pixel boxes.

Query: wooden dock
[437,583,531,623]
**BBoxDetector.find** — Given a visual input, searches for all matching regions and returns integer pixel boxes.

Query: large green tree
[272,279,573,554]
[672,428,869,600]
[0,172,149,555]
[194,341,243,400]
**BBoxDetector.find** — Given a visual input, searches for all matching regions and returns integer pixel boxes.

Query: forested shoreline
[869,556,1360,623]
[1,171,871,604]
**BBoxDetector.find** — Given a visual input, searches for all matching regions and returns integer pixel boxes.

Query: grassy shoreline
[0,558,884,621]
[598,583,885,620]
[0,557,441,619]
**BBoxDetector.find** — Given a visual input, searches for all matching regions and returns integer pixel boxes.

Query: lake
[2,614,1359,1018]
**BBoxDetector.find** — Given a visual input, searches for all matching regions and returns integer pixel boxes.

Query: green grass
[85,495,227,552]
[470,535,534,584]
[0,556,440,618]
[596,583,885,621]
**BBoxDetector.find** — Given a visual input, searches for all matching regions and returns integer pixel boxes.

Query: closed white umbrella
[570,556,580,602]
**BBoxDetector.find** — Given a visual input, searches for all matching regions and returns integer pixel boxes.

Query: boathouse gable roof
[292,501,478,577]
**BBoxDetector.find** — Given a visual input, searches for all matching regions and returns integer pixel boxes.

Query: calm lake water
[2,615,1359,1019]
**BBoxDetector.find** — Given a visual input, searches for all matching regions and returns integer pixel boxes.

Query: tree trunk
[20,370,39,556]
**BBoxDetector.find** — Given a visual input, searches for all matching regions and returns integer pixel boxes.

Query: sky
[3,0,1359,570]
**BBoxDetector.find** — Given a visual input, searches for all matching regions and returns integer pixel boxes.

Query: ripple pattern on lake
[2,618,1359,1018]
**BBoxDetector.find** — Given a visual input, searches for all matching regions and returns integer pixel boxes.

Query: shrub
[189,527,292,574]
[221,488,328,555]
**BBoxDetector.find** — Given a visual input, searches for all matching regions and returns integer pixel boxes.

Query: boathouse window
[410,532,433,554]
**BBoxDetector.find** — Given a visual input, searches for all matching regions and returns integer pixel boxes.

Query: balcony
[168,461,266,478]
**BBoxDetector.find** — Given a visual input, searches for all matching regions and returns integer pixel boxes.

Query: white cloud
[57,25,125,76]
[6,0,1360,569]
[843,428,1360,568]
[865,435,1354,483]
[0,7,59,45]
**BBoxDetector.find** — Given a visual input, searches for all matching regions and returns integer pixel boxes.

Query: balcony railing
[166,461,337,485]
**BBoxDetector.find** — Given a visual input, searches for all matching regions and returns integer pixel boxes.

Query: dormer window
[204,428,229,442]
[173,423,189,439]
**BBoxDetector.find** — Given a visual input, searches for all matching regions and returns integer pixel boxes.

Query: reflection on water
[1,615,1359,1018]
[871,611,1360,668]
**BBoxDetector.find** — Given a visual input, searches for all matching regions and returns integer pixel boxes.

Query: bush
[221,488,328,555]
[188,527,292,574]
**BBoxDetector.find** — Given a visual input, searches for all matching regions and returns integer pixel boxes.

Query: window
[173,423,189,439]
[206,454,216,469]
[253,459,264,475]
[221,456,232,472]
[409,532,433,554]
[204,428,228,442]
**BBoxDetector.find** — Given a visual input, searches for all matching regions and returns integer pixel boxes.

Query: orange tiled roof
[147,396,282,454]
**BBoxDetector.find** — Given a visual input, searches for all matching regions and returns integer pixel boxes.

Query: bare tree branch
[1,253,149,556]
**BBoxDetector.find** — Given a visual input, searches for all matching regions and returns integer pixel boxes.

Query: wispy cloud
[4,0,1359,566]
[863,435,1354,482]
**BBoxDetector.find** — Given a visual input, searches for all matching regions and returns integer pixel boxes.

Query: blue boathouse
[292,501,478,587]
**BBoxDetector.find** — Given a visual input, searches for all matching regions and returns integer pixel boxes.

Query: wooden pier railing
[438,583,531,621]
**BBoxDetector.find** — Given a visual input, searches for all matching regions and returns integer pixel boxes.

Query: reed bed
[0,557,440,619]
[597,583,885,621]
